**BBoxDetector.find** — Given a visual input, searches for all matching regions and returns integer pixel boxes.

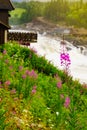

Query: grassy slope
[0,42,87,129]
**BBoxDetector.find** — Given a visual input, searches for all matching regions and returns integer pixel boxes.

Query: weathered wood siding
[0,10,9,25]
[0,27,5,44]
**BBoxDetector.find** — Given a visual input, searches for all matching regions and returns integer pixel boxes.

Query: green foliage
[0,105,7,129]
[10,8,27,24]
[10,1,44,24]
[44,0,69,22]
[10,0,87,28]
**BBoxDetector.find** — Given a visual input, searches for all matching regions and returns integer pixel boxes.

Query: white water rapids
[29,33,87,84]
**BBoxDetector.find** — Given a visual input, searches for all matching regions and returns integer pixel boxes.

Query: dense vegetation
[10,0,87,28]
[0,42,87,129]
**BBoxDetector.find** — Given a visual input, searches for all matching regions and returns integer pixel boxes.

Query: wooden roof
[0,0,14,11]
[0,21,10,29]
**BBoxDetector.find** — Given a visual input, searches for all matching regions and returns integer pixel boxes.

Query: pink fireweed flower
[12,110,16,115]
[25,69,38,79]
[25,70,30,75]
[19,66,23,71]
[29,70,38,79]
[14,97,18,101]
[60,52,71,73]
[5,59,9,64]
[31,89,36,94]
[60,53,71,66]
[57,81,62,89]
[31,85,37,94]
[64,97,70,108]
[60,38,71,74]
[10,89,16,95]
[3,49,7,55]
[33,85,37,89]
[4,80,11,86]
[22,74,26,79]
[9,66,13,69]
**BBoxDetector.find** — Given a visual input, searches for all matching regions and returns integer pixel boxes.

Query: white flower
[56,112,59,116]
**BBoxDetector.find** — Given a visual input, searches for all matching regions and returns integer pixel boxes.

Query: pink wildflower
[9,66,13,70]
[10,89,16,94]
[4,80,11,86]
[22,74,26,79]
[25,69,38,79]
[33,85,37,89]
[29,70,38,79]
[64,97,70,108]
[57,81,62,89]
[19,66,23,71]
[5,59,9,64]
[31,89,36,94]
[31,85,37,94]
[60,53,71,68]
[12,110,16,115]
[14,97,18,101]
[25,70,30,75]
[60,38,71,74]
[3,49,7,55]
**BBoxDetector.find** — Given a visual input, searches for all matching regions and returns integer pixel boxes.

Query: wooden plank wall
[7,31,37,46]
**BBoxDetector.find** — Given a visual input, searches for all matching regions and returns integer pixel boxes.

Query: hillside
[0,42,87,129]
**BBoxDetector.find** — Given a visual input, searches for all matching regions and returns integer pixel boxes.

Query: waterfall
[30,33,87,84]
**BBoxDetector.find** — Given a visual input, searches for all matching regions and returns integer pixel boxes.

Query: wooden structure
[8,30,37,45]
[0,0,14,45]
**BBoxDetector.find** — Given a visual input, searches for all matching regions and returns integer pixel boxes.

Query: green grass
[0,42,87,130]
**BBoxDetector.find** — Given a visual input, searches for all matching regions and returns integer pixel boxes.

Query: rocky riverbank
[12,17,87,51]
